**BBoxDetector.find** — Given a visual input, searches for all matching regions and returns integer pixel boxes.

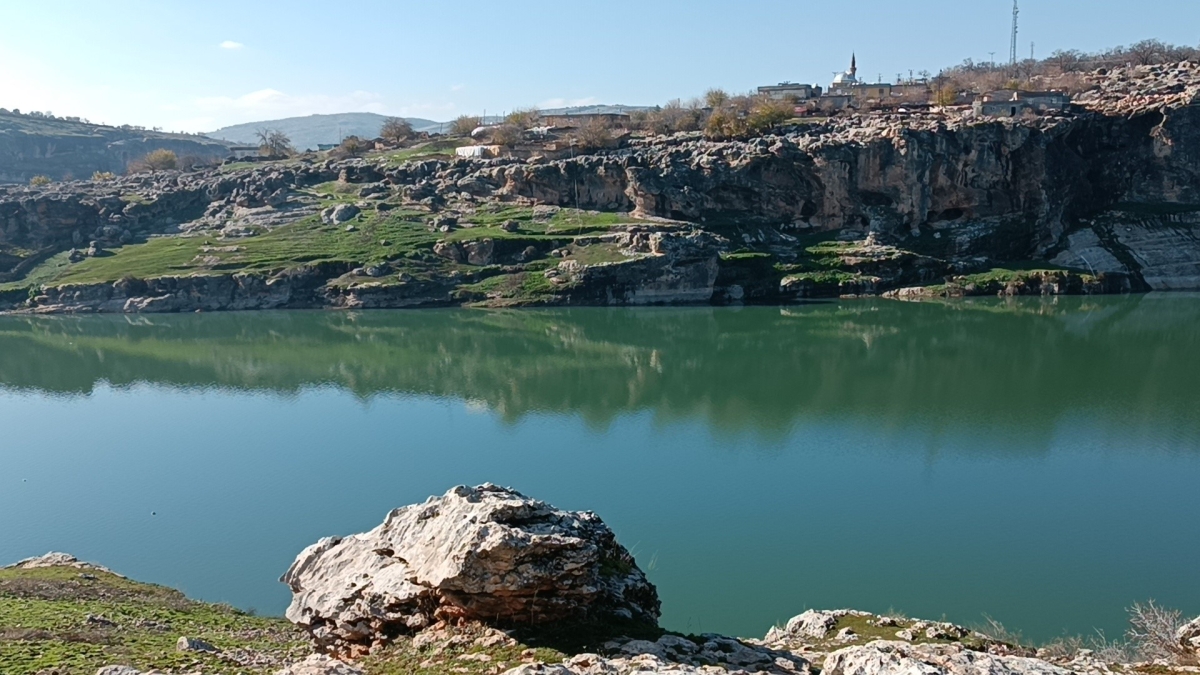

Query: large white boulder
[1179,616,1200,657]
[282,484,660,652]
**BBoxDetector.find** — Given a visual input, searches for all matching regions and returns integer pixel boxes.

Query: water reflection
[1,296,1198,457]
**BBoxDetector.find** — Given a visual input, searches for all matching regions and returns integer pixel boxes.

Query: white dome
[832,71,857,85]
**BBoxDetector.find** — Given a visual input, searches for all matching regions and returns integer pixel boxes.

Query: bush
[29,175,51,187]
[131,149,178,172]
[747,97,792,133]
[256,129,294,157]
[91,171,117,182]
[569,119,614,151]
[1126,600,1192,663]
[490,124,524,147]
[704,109,747,140]
[451,115,482,136]
[505,108,540,130]
[380,117,415,143]
[330,136,368,159]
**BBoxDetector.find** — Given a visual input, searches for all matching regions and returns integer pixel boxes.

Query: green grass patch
[0,566,306,675]
[379,138,470,165]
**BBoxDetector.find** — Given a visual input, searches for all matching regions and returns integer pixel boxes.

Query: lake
[1,296,1198,644]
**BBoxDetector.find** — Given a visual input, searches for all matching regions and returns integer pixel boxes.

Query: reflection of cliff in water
[1,296,1198,453]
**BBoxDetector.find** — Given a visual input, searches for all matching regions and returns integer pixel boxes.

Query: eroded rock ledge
[5,63,1200,312]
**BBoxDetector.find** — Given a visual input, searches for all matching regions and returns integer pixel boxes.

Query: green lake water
[1,296,1198,642]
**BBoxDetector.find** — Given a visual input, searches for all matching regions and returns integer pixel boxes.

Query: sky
[1,0,1198,133]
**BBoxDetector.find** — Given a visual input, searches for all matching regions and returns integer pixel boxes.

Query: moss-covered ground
[0,565,307,675]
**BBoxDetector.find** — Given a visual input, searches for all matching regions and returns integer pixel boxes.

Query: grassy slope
[1,182,638,296]
[0,565,569,675]
[0,566,307,675]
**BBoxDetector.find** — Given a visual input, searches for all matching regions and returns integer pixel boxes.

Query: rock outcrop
[282,484,660,655]
[0,110,232,183]
[1178,617,1200,658]
[822,642,1071,675]
[7,62,1200,312]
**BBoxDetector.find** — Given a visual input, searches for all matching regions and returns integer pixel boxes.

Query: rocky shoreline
[4,485,1197,675]
[2,63,1200,313]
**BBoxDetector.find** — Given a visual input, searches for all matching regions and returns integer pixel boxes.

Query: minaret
[851,53,858,80]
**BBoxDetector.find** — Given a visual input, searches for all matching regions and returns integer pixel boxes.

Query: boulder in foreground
[282,484,660,653]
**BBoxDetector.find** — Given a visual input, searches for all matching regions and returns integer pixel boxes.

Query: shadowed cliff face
[0,112,231,183]
[0,298,1197,454]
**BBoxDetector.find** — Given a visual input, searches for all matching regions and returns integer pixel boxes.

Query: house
[757,82,822,101]
[974,90,1071,117]
[228,145,261,159]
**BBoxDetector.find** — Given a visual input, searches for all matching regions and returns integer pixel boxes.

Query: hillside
[0,111,232,184]
[206,113,441,150]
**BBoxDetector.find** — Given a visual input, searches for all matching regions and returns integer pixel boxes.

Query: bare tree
[380,117,414,144]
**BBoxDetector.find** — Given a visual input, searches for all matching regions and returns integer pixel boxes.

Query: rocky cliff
[3,62,1200,313]
[0,111,232,184]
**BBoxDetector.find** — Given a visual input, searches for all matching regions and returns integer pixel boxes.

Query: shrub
[29,175,51,187]
[1126,600,1191,663]
[331,136,368,159]
[747,97,792,133]
[380,117,415,143]
[130,149,178,172]
[490,124,524,147]
[256,128,295,157]
[451,115,482,136]
[569,119,614,151]
[505,108,540,130]
[91,171,117,182]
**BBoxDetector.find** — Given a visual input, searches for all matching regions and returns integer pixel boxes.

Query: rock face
[1179,617,1200,657]
[8,62,1200,313]
[282,484,660,654]
[0,110,233,183]
[823,642,1071,675]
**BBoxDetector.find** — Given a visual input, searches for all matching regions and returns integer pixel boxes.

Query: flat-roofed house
[757,82,822,101]
[974,90,1071,117]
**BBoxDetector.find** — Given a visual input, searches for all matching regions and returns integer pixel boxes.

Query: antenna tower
[1009,0,1019,66]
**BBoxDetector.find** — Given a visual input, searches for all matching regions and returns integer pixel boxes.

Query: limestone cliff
[0,111,232,183]
[3,62,1200,312]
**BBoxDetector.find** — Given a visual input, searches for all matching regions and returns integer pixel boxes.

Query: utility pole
[989,51,996,65]
[1010,0,1019,66]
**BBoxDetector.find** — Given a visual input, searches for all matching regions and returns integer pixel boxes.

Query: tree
[747,97,792,133]
[380,117,415,144]
[29,175,51,187]
[451,115,482,136]
[331,136,367,159]
[704,88,730,108]
[256,128,294,157]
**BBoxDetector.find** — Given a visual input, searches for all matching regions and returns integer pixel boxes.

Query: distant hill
[0,111,231,184]
[206,113,442,151]
[207,107,659,151]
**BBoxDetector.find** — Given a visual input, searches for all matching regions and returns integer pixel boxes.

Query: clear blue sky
[2,0,1197,132]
